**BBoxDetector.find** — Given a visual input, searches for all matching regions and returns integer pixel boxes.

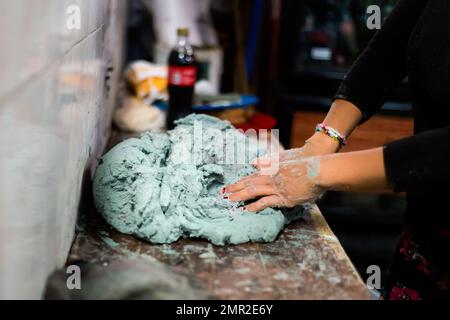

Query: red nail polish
[241,206,247,211]
[220,188,226,194]
[224,196,229,200]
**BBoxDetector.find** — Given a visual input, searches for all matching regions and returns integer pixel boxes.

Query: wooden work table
[68,131,371,300]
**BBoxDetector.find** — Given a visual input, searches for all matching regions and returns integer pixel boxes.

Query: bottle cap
[177,28,189,37]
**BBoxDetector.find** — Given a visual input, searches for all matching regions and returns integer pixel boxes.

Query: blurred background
[0,0,411,299]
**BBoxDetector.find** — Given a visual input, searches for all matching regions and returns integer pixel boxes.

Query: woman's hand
[254,131,341,170]
[224,157,326,213]
[223,99,373,212]
[225,129,341,213]
[225,147,390,213]
[258,99,362,164]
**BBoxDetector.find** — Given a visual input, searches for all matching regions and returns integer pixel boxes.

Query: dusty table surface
[71,204,371,300]
[69,130,371,300]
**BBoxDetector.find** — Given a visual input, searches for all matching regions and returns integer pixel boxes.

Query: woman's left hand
[224,158,326,213]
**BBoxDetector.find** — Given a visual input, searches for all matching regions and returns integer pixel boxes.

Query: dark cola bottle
[166,28,198,129]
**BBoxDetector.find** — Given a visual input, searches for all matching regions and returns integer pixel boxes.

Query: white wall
[0,0,127,299]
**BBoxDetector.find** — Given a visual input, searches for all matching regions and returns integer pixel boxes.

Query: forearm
[316,147,390,192]
[322,99,363,137]
[305,99,363,154]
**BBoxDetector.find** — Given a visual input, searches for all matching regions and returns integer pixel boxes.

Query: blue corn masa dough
[93,114,305,245]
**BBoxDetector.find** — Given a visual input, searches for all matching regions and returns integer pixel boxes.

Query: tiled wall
[0,0,126,299]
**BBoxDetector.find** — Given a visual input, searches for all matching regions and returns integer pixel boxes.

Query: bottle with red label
[166,28,198,129]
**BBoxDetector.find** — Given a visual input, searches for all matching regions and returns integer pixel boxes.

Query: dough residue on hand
[93,114,304,245]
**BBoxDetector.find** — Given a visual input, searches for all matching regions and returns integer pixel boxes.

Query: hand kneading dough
[93,114,305,245]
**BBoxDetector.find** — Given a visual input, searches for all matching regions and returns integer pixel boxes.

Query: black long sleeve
[332,0,450,192]
[333,0,450,297]
[384,126,450,192]
[333,0,428,122]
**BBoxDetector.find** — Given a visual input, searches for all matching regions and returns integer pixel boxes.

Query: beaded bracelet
[315,123,348,147]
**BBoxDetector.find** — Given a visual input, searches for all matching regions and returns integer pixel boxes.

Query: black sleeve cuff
[383,127,450,193]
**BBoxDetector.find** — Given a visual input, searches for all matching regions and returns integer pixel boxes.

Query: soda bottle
[166,28,197,129]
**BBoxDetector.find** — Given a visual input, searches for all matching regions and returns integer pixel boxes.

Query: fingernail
[223,196,229,200]
[220,188,226,194]
[241,206,247,211]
